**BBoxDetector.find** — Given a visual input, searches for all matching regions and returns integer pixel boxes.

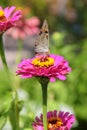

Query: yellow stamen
[0,10,4,17]
[48,117,63,130]
[32,57,54,67]
[0,10,7,22]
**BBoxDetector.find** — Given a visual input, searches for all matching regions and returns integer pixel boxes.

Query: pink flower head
[32,110,76,130]
[0,6,22,33]
[16,54,71,82]
[6,16,40,39]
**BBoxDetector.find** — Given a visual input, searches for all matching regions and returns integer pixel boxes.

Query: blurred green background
[0,0,87,130]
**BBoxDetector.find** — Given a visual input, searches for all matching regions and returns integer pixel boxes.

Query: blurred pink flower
[0,6,22,33]
[6,16,40,39]
[16,54,71,82]
[32,110,75,130]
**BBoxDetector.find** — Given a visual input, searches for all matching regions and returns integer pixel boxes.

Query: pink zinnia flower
[16,54,71,82]
[0,6,22,33]
[6,16,40,39]
[32,110,76,130]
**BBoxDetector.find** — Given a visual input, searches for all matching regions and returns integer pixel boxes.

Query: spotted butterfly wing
[35,20,49,55]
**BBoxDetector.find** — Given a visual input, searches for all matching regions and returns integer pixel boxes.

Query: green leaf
[18,100,24,112]
[0,92,13,115]
[0,116,7,129]
[24,128,32,130]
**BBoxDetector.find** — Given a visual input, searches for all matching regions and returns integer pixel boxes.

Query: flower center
[48,117,63,130]
[32,56,54,67]
[0,10,7,22]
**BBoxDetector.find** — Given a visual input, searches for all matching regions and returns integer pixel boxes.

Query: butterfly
[35,20,50,56]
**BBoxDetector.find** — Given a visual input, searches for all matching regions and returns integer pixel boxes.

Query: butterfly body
[35,20,50,56]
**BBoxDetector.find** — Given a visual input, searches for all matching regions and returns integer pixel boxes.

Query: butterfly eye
[45,30,48,33]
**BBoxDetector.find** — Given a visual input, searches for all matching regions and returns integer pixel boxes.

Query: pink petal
[49,77,56,82]
[57,75,66,80]
[4,6,16,18]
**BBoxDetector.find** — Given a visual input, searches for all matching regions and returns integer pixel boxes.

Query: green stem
[41,82,48,130]
[10,90,19,130]
[0,34,9,73]
[15,90,19,130]
[11,39,23,130]
[16,39,23,64]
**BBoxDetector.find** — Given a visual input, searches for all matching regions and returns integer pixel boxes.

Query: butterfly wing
[35,20,49,55]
